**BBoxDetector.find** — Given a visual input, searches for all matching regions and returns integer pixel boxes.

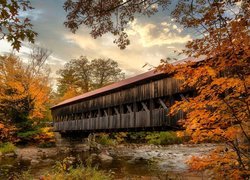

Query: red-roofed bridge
[51,65,193,134]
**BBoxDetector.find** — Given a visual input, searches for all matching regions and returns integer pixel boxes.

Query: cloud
[0,0,194,83]
[127,20,191,47]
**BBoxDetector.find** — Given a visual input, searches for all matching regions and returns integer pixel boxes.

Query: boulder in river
[98,151,113,162]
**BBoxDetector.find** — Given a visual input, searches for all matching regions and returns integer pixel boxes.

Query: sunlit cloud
[0,0,194,83]
[127,20,191,47]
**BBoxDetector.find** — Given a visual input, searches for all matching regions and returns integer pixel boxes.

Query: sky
[0,0,194,82]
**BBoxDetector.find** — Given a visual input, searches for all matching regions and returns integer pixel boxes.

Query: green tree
[91,58,125,89]
[57,56,125,99]
[0,0,37,51]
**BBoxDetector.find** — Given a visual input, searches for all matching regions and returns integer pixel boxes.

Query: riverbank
[0,143,219,179]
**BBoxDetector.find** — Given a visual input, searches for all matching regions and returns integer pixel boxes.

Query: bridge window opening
[100,108,108,117]
[110,106,119,115]
[136,102,143,111]
[171,93,188,105]
[153,99,161,109]
[92,110,98,118]
[124,103,133,113]
[110,107,115,115]
[88,112,93,118]
[76,114,80,120]
[80,113,85,119]
[137,101,149,111]
[82,112,87,118]
[157,97,171,109]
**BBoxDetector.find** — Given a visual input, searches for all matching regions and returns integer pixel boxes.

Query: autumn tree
[57,56,125,100]
[157,1,249,178]
[63,0,171,49]
[0,47,51,123]
[64,0,250,178]
[0,0,37,50]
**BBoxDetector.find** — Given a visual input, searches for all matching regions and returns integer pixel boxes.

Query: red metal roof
[52,70,163,108]
[51,57,202,109]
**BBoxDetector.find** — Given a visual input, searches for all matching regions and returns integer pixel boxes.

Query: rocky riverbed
[0,143,219,179]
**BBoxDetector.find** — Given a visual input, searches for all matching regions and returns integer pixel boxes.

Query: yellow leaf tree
[0,47,51,123]
[157,1,249,178]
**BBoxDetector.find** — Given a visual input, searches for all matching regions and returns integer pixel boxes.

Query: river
[0,143,218,179]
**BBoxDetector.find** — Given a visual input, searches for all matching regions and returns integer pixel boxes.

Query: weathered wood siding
[52,76,185,132]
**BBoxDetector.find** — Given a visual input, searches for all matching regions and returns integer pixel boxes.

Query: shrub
[0,142,16,154]
[96,133,115,146]
[112,132,127,144]
[35,127,55,148]
[126,131,148,143]
[145,131,183,145]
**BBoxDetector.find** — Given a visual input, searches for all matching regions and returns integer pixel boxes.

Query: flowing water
[0,144,217,179]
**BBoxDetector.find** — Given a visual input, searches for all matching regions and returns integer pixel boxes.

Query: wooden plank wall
[52,76,185,132]
[52,77,182,118]
[53,108,184,131]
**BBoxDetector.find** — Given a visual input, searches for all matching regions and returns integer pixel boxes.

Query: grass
[0,142,16,154]
[44,166,112,180]
[14,157,112,180]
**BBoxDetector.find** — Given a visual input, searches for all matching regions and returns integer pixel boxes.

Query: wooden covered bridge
[51,68,190,133]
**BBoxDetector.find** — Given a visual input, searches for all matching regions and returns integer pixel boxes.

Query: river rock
[31,159,40,166]
[42,158,54,164]
[98,152,113,162]
[74,144,90,152]
[1,164,14,169]
[4,152,16,157]
[90,153,98,159]
[21,156,32,162]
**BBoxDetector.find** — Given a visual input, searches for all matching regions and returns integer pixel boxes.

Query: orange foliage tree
[0,121,17,143]
[63,1,249,177]
[0,47,51,123]
[158,1,249,178]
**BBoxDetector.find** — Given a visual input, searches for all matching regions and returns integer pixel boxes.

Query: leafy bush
[0,142,16,154]
[126,132,148,143]
[0,121,17,143]
[145,131,183,145]
[35,127,55,148]
[96,133,115,146]
[111,132,127,144]
[17,129,41,144]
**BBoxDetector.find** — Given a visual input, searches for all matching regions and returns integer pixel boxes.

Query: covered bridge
[51,68,190,133]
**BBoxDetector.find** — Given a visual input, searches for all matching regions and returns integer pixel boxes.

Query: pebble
[4,153,16,157]
[30,159,40,166]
